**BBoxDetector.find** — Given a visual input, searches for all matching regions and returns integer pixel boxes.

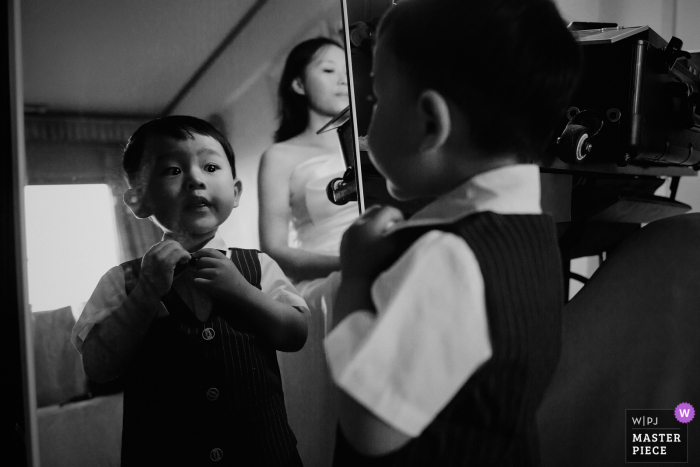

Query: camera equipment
[544,24,698,261]
[554,24,700,168]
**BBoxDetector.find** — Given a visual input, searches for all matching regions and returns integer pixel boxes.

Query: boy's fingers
[161,247,190,267]
[192,277,216,287]
[191,248,227,260]
[155,239,183,251]
[193,269,216,280]
[192,257,220,270]
[145,240,170,256]
[369,205,404,232]
[150,240,186,258]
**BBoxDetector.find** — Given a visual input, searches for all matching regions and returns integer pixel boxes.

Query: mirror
[21,0,348,465]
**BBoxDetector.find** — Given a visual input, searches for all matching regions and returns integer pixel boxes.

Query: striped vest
[334,212,564,467]
[119,248,299,467]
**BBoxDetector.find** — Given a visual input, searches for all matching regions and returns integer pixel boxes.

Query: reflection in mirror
[21,0,346,465]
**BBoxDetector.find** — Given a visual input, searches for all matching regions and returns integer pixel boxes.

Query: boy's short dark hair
[377,0,581,162]
[122,115,236,185]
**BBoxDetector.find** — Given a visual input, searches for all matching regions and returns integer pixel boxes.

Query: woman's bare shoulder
[263,141,298,158]
[261,137,327,166]
[259,142,308,182]
[262,140,305,160]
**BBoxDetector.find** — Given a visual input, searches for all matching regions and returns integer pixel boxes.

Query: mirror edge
[5,0,40,465]
[340,0,366,214]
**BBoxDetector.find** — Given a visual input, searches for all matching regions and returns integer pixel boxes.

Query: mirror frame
[5,0,39,465]
[340,0,366,214]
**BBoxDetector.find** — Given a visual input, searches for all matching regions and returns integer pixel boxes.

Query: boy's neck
[163,230,218,252]
[433,149,522,198]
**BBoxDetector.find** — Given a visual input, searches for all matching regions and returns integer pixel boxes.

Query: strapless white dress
[288,154,358,321]
[289,153,357,257]
[279,153,358,467]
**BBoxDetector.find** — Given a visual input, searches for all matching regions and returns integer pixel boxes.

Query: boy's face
[133,133,240,239]
[366,36,436,201]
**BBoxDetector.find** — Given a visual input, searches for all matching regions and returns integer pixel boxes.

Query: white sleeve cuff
[71,266,127,354]
[324,310,376,385]
[259,252,309,312]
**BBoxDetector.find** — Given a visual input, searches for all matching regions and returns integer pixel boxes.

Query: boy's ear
[291,77,306,96]
[231,179,243,208]
[123,188,151,219]
[417,89,452,153]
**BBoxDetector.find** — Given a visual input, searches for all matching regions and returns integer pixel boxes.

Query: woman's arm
[258,146,341,282]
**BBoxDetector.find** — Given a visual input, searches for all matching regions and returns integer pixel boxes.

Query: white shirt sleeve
[259,252,309,313]
[71,265,169,354]
[324,230,492,437]
[71,266,126,353]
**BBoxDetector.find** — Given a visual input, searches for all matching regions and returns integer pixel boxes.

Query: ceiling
[21,0,259,116]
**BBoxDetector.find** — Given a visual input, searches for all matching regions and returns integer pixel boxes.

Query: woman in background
[257,37,357,467]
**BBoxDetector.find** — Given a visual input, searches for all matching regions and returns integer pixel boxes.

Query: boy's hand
[340,205,405,281]
[140,240,191,296]
[191,249,247,300]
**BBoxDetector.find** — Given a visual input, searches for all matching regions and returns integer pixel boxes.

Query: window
[24,184,120,313]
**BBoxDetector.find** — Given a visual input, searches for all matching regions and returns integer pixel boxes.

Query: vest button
[210,448,223,462]
[202,327,215,340]
[206,388,219,401]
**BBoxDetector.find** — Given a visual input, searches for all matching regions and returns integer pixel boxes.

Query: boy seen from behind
[325,0,580,465]
[72,116,307,467]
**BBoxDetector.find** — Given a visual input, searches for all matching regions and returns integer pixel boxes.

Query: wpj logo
[626,404,693,463]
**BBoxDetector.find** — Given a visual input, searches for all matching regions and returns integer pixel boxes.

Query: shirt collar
[161,231,228,252]
[390,164,542,233]
[202,232,227,252]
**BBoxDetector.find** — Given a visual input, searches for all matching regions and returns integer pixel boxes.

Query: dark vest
[119,248,300,467]
[334,212,564,467]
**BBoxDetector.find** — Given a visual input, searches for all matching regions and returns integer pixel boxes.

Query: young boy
[71,116,308,466]
[324,0,580,465]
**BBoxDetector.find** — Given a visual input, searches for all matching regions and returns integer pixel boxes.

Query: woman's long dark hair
[274,37,343,143]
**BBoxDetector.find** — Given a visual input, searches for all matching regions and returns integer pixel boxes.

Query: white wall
[676,0,700,52]
[599,0,677,40]
[554,0,700,50]
[553,0,601,24]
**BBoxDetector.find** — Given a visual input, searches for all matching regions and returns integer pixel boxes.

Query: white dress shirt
[324,164,542,437]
